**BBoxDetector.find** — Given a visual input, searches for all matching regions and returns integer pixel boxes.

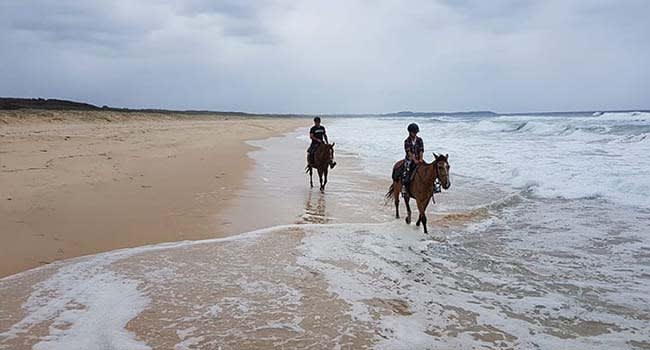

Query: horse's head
[433,152,451,189]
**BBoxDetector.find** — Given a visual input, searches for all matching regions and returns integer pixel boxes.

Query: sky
[1,0,648,114]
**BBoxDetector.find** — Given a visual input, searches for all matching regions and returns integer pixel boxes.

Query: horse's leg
[309,167,314,188]
[323,168,328,190]
[394,181,400,219]
[318,168,324,192]
[404,196,412,224]
[417,199,430,234]
[421,213,428,234]
[420,213,428,234]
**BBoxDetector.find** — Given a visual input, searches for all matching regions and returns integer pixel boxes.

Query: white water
[328,112,650,208]
[320,112,650,348]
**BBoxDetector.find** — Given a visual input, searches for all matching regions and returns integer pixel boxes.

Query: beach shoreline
[2,114,649,349]
[0,110,305,277]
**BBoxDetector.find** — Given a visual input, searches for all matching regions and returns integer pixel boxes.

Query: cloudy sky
[1,0,648,113]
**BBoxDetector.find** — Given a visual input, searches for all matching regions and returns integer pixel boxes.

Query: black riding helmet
[407,123,419,133]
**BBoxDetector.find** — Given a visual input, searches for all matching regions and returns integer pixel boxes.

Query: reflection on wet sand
[302,191,329,224]
[220,130,392,234]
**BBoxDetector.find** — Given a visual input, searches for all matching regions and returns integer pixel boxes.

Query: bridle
[434,159,449,184]
[431,159,449,203]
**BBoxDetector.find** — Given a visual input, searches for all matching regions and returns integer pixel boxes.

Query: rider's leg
[401,159,411,195]
[307,144,316,166]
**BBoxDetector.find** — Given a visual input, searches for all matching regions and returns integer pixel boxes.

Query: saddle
[391,159,418,182]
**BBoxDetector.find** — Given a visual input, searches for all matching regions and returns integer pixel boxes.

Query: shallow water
[1,113,650,349]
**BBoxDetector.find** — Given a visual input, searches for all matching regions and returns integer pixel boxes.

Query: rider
[402,123,424,195]
[307,117,336,168]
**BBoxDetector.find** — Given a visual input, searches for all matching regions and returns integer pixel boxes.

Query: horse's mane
[423,157,444,166]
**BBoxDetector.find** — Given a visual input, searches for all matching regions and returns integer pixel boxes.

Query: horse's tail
[385,183,395,200]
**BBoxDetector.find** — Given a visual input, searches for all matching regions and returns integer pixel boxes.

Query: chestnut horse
[306,143,335,191]
[385,153,451,234]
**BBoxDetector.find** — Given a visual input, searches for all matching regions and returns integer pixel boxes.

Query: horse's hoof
[416,221,420,227]
[405,217,411,224]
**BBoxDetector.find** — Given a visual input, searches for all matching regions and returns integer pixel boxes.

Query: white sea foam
[298,220,650,349]
[0,226,284,349]
[2,220,648,348]
[328,112,650,208]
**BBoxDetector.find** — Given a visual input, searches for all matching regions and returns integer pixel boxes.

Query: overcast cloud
[1,0,648,113]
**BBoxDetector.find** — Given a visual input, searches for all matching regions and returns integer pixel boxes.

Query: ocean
[322,111,650,348]
[1,112,649,349]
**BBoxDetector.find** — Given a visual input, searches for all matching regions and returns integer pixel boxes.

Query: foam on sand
[0,227,275,350]
[298,220,650,349]
[1,251,150,350]
[2,217,649,349]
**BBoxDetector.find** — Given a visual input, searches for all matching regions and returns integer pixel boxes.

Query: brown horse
[385,153,451,234]
[306,143,335,191]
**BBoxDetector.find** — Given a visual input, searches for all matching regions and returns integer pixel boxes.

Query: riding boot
[329,160,337,169]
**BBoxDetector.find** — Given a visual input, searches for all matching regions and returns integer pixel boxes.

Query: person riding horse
[402,123,441,196]
[307,116,336,169]
[402,123,424,195]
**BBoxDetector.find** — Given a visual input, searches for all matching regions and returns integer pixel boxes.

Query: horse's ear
[432,152,438,158]
[331,142,335,147]
[445,153,449,159]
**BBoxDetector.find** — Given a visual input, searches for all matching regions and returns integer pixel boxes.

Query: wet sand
[219,128,394,233]
[0,110,305,277]
[0,127,390,350]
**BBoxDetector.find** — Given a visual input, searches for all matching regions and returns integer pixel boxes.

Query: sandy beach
[2,113,649,349]
[0,110,304,277]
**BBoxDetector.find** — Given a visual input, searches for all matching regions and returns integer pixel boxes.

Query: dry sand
[0,109,305,277]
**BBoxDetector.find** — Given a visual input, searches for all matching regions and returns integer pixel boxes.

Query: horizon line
[1,96,649,117]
